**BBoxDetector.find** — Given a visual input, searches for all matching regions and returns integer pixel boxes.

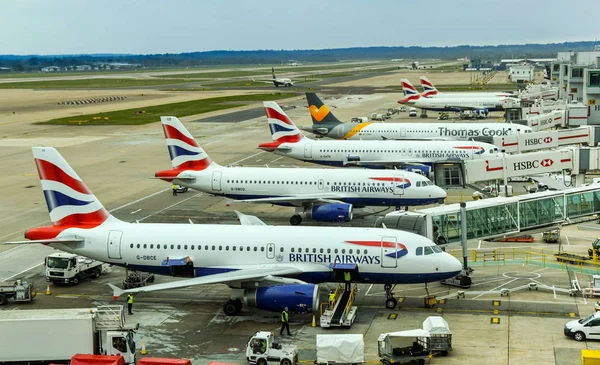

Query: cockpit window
[416,247,423,256]
[416,181,422,187]
[431,245,443,253]
[424,246,434,255]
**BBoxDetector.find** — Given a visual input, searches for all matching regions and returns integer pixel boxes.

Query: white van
[564,312,600,341]
[408,108,418,117]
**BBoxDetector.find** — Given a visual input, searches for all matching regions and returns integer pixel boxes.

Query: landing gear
[223,298,243,316]
[384,284,397,309]
[290,214,302,226]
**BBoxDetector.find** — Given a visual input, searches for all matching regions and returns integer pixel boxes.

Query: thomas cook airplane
[156,116,446,226]
[8,147,462,315]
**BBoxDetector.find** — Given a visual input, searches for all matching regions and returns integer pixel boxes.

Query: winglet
[108,283,125,300]
[234,210,267,226]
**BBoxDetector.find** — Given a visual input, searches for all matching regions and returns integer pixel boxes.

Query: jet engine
[475,108,489,118]
[307,203,353,223]
[245,284,320,314]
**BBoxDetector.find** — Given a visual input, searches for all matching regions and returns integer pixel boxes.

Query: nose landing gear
[384,284,397,309]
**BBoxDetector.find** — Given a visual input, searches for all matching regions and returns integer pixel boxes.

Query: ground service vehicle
[423,316,452,356]
[0,305,138,364]
[408,108,417,117]
[589,238,600,258]
[45,252,104,285]
[315,334,364,365]
[0,280,35,305]
[542,230,561,243]
[246,331,297,365]
[565,312,600,342]
[378,330,430,365]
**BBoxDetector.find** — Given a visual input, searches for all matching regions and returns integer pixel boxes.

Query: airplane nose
[434,186,447,200]
[446,253,463,274]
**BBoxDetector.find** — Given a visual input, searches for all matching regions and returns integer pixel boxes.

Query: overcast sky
[1,0,597,55]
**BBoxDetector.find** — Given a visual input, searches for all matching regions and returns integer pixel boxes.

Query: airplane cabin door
[318,179,324,190]
[393,174,404,195]
[107,230,123,260]
[266,243,275,259]
[400,127,406,138]
[212,171,222,191]
[304,143,313,158]
[380,236,398,268]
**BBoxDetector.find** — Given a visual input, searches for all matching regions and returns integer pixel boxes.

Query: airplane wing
[5,238,85,245]
[234,210,267,225]
[227,193,347,206]
[251,78,275,84]
[108,265,306,297]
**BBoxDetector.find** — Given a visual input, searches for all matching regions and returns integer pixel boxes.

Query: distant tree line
[1,41,597,71]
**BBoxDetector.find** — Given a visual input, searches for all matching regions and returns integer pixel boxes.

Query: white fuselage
[323,122,531,141]
[53,219,462,285]
[427,91,515,98]
[261,139,498,167]
[403,96,518,112]
[172,166,445,207]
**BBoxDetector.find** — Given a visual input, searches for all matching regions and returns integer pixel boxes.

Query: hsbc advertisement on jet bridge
[493,131,559,153]
[464,150,574,183]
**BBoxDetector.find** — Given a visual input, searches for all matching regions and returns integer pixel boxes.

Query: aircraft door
[380,236,398,268]
[304,144,313,158]
[212,171,222,191]
[266,243,275,259]
[318,179,324,190]
[400,128,406,138]
[107,230,123,260]
[393,174,404,195]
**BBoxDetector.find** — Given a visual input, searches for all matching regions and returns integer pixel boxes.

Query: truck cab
[246,331,297,365]
[45,252,104,285]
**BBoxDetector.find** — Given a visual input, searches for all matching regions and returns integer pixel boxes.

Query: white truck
[370,113,385,121]
[45,252,105,285]
[315,334,364,365]
[246,331,297,365]
[0,305,138,364]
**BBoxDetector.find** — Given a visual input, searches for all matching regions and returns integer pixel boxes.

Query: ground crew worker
[260,339,267,353]
[280,307,291,335]
[172,184,178,196]
[127,293,134,315]
[344,271,351,292]
[328,290,335,309]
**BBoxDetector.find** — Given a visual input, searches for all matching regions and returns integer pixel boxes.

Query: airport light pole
[460,202,469,272]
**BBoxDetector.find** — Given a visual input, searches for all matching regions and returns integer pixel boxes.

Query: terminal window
[589,72,600,87]
[572,68,583,78]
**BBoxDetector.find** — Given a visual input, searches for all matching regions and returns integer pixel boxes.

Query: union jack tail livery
[399,79,422,104]
[160,116,215,171]
[419,76,438,97]
[263,101,305,145]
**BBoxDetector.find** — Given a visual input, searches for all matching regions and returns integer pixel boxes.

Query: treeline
[1,41,597,71]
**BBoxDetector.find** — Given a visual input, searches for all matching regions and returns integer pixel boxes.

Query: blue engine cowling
[245,284,320,313]
[475,108,489,117]
[306,203,353,222]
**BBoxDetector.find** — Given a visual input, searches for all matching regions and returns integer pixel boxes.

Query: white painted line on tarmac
[130,209,142,214]
[204,139,222,146]
[0,208,40,223]
[272,157,284,163]
[230,151,265,166]
[137,192,203,222]
[109,187,171,213]
[472,278,518,300]
[1,262,44,282]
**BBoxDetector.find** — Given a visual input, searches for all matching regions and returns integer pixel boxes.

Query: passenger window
[280,247,284,252]
[254,247,257,251]
[130,244,133,248]
[320,248,324,253]
[225,246,229,251]
[232,246,236,251]
[246,246,250,251]
[334,249,338,254]
[327,248,331,254]
[416,247,423,256]
[219,246,222,251]
[184,245,188,250]
[239,246,243,251]
[424,246,434,255]
[357,249,361,254]
[136,244,140,249]
[268,246,273,252]
[150,244,153,249]
[205,245,209,250]
[342,249,346,254]
[349,249,353,254]
[211,245,215,250]
[291,248,295,253]
[312,248,316,253]
[261,247,265,252]
[171,244,174,249]
[143,244,147,249]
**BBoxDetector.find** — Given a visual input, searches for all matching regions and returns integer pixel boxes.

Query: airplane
[252,67,293,87]
[400,79,521,115]
[10,147,463,315]
[302,92,531,141]
[258,102,500,171]
[419,76,516,98]
[156,116,446,226]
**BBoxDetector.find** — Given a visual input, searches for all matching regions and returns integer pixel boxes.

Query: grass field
[153,70,264,79]
[40,92,297,125]
[0,78,198,89]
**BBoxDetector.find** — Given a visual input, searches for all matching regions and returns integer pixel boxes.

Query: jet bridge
[379,185,600,244]
[493,126,600,153]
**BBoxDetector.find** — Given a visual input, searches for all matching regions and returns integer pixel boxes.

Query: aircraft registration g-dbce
[259,102,500,169]
[303,92,531,141]
[400,79,521,113]
[156,116,446,226]
[9,147,462,315]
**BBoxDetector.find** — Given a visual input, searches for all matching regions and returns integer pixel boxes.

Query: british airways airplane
[303,92,531,141]
[258,102,499,170]
[10,147,462,315]
[157,116,445,226]
[419,76,516,98]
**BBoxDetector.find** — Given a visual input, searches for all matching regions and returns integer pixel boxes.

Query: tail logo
[309,104,330,123]
[35,157,108,227]
[162,117,212,170]
[345,240,408,258]
[455,145,485,155]
[265,106,302,143]
[369,177,411,189]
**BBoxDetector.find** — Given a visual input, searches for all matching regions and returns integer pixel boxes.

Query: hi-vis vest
[329,293,335,302]
[344,271,351,281]
[127,294,134,304]
[281,311,288,322]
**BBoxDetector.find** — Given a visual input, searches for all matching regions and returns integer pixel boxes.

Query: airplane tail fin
[399,79,422,103]
[259,102,305,151]
[419,76,438,97]
[272,67,276,80]
[305,92,343,125]
[26,147,112,240]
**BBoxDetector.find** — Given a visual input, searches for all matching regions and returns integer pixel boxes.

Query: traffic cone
[312,314,316,327]
[45,284,51,295]
[141,341,147,355]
